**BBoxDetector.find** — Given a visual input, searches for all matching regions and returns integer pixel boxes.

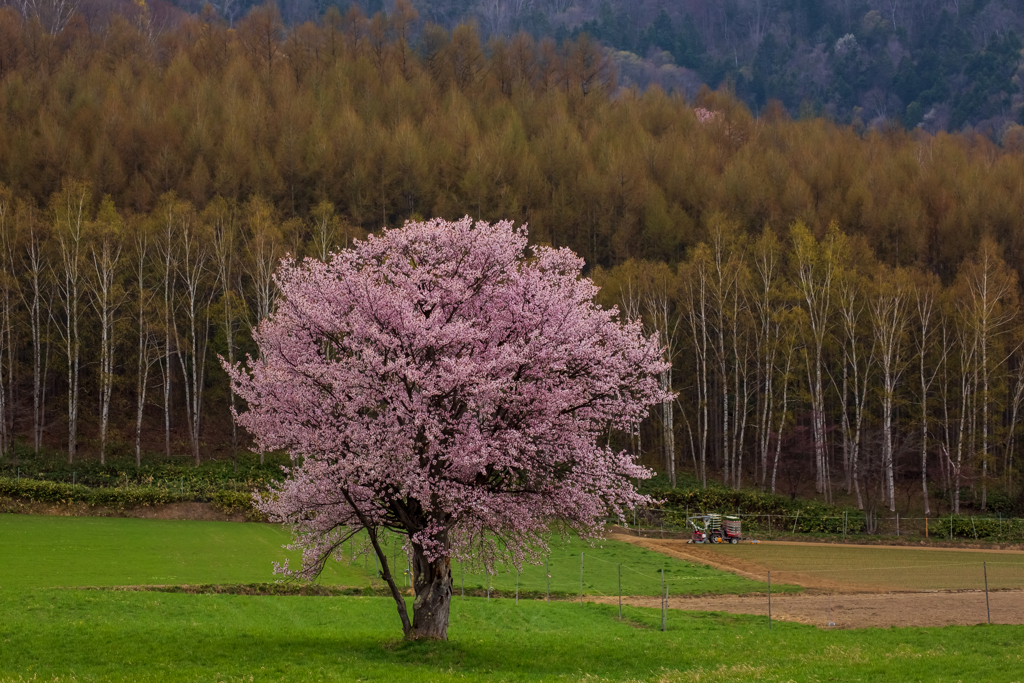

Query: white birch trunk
[88,236,123,464]
[871,271,908,513]
[792,223,838,496]
[52,186,88,464]
[172,215,212,465]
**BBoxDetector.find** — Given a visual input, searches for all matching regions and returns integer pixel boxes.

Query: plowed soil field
[600,531,1024,628]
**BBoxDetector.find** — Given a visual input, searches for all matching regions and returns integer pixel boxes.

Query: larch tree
[226,218,667,641]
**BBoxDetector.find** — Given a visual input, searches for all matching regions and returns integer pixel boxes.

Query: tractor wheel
[729,537,738,544]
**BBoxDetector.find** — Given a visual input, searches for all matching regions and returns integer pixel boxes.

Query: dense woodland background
[3,1,1024,518]
[7,0,1024,133]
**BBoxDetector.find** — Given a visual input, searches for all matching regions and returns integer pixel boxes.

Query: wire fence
[343,529,761,601]
[337,527,1024,629]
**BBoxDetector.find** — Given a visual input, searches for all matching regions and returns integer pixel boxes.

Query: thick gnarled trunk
[363,522,453,641]
[409,547,453,640]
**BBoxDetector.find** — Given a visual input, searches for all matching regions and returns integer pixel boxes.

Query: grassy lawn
[0,514,366,589]
[453,535,788,597]
[706,542,1024,591]
[4,514,1024,681]
[2,588,1023,682]
[0,514,787,596]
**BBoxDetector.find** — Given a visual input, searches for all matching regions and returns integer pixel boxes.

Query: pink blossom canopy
[228,217,668,577]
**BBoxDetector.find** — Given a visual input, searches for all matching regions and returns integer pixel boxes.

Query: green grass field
[706,542,1024,591]
[2,588,1023,682]
[5,513,1024,682]
[0,514,785,596]
[0,514,366,589]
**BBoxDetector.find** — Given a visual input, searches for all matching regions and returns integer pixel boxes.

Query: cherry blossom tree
[226,217,668,641]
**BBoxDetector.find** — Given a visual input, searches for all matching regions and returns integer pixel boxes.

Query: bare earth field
[602,531,1024,628]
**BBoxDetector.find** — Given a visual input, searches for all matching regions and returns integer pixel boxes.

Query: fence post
[516,570,520,605]
[926,516,929,539]
[664,584,669,631]
[768,570,772,630]
[579,552,584,606]
[950,514,953,540]
[971,516,978,540]
[618,564,622,619]
[461,563,464,599]
[487,574,490,602]
[897,513,900,537]
[984,562,991,624]
[792,510,800,534]
[546,557,549,602]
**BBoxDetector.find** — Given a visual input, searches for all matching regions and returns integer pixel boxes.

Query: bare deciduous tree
[86,199,126,464]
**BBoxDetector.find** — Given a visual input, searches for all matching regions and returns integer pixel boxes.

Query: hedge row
[0,452,286,492]
[0,476,263,518]
[931,515,1024,542]
[649,485,867,534]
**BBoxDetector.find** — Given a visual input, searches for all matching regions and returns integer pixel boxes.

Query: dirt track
[589,590,1024,628]
[604,531,1024,628]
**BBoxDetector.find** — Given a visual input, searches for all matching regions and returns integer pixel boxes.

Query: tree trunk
[410,543,453,640]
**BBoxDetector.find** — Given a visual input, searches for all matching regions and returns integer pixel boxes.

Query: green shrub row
[648,485,867,534]
[930,515,1024,541]
[0,443,288,491]
[210,490,268,521]
[0,476,263,517]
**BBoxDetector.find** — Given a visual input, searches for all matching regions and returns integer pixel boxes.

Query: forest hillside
[0,3,1024,517]
[8,1,1024,132]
